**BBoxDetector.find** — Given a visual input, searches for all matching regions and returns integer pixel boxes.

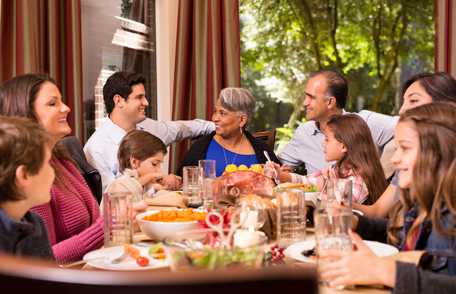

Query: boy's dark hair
[309,70,348,109]
[103,72,147,114]
[118,130,167,173]
[0,116,51,202]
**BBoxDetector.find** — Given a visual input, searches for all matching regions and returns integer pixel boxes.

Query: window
[81,0,157,141]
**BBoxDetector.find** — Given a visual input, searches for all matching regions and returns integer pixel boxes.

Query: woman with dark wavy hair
[0,74,104,263]
[356,72,456,218]
[320,103,456,293]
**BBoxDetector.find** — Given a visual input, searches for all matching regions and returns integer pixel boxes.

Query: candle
[233,229,262,248]
[240,210,258,230]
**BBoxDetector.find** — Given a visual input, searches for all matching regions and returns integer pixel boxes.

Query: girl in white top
[104,130,167,211]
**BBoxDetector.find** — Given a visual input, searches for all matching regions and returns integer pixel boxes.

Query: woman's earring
[239,126,243,135]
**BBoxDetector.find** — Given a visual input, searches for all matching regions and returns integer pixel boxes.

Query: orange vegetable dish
[143,209,207,222]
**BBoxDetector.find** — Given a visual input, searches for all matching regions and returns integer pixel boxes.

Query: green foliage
[240,0,435,150]
[121,0,133,18]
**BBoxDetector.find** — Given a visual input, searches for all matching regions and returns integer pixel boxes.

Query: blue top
[205,139,258,176]
[0,208,54,259]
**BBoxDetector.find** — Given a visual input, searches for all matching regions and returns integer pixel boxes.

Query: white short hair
[219,87,256,123]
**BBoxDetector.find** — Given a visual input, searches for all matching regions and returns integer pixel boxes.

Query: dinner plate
[284,239,399,263]
[83,244,169,271]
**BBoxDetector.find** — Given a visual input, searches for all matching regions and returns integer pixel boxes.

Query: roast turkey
[212,170,275,199]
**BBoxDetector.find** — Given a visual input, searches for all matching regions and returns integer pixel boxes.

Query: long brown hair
[388,103,456,246]
[432,159,456,237]
[327,114,388,204]
[0,74,72,188]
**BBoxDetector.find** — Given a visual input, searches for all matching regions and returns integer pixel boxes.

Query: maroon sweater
[32,158,104,263]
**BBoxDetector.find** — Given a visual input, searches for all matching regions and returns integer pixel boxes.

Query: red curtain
[0,0,83,139]
[170,0,241,172]
[435,0,456,75]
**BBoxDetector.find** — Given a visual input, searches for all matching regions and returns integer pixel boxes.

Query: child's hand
[280,164,294,173]
[161,174,182,190]
[151,183,164,191]
[265,162,292,183]
[319,231,396,288]
[138,172,164,186]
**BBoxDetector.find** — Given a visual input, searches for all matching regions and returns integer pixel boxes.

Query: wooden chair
[0,254,318,293]
[253,129,277,150]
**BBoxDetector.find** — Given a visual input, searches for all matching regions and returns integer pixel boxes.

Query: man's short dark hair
[103,72,146,114]
[309,70,348,109]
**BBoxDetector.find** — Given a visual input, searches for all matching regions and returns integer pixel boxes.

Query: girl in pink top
[0,74,104,262]
[273,114,388,205]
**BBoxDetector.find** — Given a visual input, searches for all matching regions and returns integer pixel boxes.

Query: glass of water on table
[314,204,353,287]
[198,159,216,209]
[183,166,202,208]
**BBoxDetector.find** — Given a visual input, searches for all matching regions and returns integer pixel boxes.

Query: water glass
[200,177,215,209]
[103,191,133,247]
[275,188,307,247]
[183,166,202,208]
[199,159,216,179]
[327,178,353,208]
[314,205,353,284]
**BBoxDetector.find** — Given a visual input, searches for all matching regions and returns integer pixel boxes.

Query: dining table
[78,201,423,294]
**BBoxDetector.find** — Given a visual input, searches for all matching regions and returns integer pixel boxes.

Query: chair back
[60,136,103,203]
[253,129,276,150]
[0,254,318,293]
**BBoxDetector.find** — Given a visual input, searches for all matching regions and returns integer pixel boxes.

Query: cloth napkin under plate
[145,190,187,208]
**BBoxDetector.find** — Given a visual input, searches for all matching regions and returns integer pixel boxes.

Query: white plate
[284,239,399,263]
[83,244,169,271]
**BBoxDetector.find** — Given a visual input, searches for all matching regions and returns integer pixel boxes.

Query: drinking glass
[327,178,353,208]
[275,188,307,247]
[103,191,133,247]
[183,166,202,208]
[200,177,215,209]
[199,159,216,179]
[314,204,353,286]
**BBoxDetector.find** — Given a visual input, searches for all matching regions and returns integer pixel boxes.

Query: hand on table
[319,231,396,288]
[161,174,182,190]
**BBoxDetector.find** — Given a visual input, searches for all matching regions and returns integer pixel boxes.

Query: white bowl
[136,210,200,241]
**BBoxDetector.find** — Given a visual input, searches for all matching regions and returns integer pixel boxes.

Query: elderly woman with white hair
[179,87,280,177]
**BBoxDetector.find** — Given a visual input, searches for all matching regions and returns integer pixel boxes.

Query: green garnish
[148,243,164,255]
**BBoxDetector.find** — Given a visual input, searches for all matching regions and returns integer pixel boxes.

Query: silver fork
[263,151,280,184]
[110,251,129,264]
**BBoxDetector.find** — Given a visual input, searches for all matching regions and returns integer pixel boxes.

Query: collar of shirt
[0,208,35,235]
[311,109,347,136]
[311,121,322,136]
[105,118,128,145]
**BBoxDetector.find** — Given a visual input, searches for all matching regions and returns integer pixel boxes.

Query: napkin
[145,190,187,208]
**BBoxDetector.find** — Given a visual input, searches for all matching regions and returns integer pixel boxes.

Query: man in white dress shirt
[84,72,214,191]
[278,70,397,174]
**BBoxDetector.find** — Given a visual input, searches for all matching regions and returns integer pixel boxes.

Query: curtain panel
[0,0,83,139]
[170,0,241,172]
